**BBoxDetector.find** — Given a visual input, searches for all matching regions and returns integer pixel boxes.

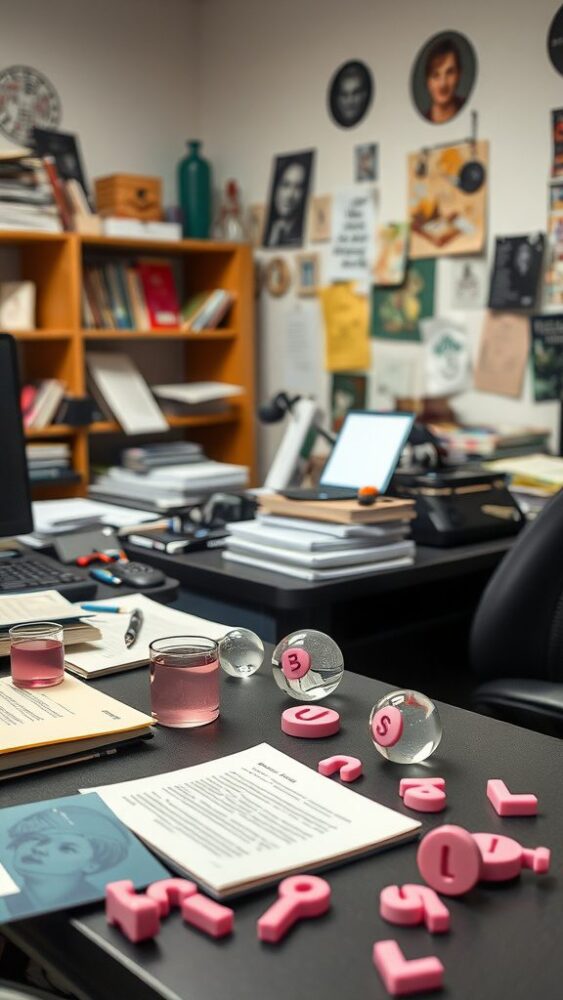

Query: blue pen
[81,603,123,613]
[89,568,123,586]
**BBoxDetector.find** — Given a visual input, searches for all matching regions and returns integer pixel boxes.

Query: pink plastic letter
[373,939,444,996]
[106,880,160,943]
[486,779,538,817]
[380,884,450,933]
[417,824,482,896]
[281,705,340,738]
[146,878,197,916]
[318,755,363,782]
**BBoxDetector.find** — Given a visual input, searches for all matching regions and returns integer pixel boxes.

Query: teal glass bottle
[177,140,212,239]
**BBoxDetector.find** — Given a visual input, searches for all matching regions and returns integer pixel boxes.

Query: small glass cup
[9,622,65,689]
[149,636,220,728]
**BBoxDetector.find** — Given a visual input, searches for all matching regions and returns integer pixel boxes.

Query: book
[257,513,411,540]
[0,672,153,778]
[259,495,416,525]
[86,352,168,434]
[0,280,36,330]
[64,593,230,678]
[0,793,167,919]
[137,260,180,328]
[42,156,73,230]
[87,743,420,899]
[152,382,244,405]
[226,536,415,568]
[24,379,66,429]
[127,526,228,554]
[122,440,203,473]
[227,519,409,552]
[223,549,414,581]
[0,590,101,655]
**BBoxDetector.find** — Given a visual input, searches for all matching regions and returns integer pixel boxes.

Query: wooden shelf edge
[81,328,237,341]
[13,330,74,341]
[25,425,78,439]
[79,234,249,253]
[89,410,240,435]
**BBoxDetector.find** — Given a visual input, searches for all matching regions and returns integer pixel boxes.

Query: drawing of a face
[515,242,532,276]
[337,70,367,123]
[12,834,97,877]
[275,164,306,219]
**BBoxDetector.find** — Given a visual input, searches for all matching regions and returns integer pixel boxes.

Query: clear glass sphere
[272,629,344,701]
[369,689,442,763]
[218,628,264,677]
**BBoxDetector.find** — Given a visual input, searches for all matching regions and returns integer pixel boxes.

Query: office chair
[470,488,563,736]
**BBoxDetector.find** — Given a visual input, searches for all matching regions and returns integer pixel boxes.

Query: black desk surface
[2,661,562,1000]
[125,536,514,610]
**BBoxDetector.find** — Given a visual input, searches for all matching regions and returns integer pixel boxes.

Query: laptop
[281,410,415,501]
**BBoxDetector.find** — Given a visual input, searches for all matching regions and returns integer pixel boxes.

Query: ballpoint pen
[80,604,127,613]
[124,608,144,648]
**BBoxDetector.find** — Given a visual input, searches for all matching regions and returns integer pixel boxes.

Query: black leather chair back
[470,489,563,681]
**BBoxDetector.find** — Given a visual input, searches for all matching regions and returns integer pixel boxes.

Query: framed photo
[248,204,265,247]
[263,150,315,249]
[296,253,320,297]
[355,143,378,182]
[328,60,374,128]
[410,31,477,125]
[32,127,90,196]
[265,257,291,297]
[310,195,332,242]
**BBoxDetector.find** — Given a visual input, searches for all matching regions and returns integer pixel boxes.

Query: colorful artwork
[331,374,368,431]
[371,259,435,342]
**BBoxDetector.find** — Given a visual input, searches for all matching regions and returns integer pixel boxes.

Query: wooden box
[94,174,162,220]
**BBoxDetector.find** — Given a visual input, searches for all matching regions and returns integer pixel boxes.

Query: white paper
[283,305,321,394]
[374,355,418,400]
[87,353,168,435]
[27,498,159,535]
[0,590,73,628]
[87,744,420,895]
[421,316,470,398]
[153,382,243,404]
[327,187,377,283]
[65,594,231,677]
[450,258,487,310]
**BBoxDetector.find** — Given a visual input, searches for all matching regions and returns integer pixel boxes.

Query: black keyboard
[0,555,96,599]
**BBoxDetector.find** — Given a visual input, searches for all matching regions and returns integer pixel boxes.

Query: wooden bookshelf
[2,232,256,497]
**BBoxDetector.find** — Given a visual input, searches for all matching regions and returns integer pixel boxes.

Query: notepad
[0,590,100,655]
[87,743,421,898]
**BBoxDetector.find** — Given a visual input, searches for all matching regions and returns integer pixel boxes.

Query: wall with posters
[0,0,200,201]
[199,0,563,469]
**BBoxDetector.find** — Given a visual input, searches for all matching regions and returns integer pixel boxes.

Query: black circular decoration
[458,159,486,193]
[411,31,477,125]
[328,60,373,129]
[0,65,61,144]
[548,5,563,75]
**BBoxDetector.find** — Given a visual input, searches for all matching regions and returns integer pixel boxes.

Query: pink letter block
[417,825,482,896]
[380,884,450,933]
[281,705,340,738]
[182,894,234,938]
[147,878,197,915]
[257,874,331,943]
[106,880,160,943]
[472,833,551,881]
[318,755,363,782]
[486,779,538,817]
[281,648,311,680]
[373,940,444,996]
[400,778,447,813]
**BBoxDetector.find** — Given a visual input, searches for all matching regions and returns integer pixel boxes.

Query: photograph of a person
[0,796,166,921]
[411,31,477,125]
[488,233,545,310]
[355,143,378,182]
[296,252,320,297]
[263,150,315,248]
[328,60,373,128]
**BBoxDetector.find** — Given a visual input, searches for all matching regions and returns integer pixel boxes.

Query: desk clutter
[222,496,416,581]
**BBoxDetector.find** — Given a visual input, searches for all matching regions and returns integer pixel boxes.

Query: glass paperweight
[218,628,264,677]
[271,629,344,701]
[369,689,442,764]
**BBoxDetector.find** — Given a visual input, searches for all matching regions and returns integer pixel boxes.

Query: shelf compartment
[89,410,240,435]
[12,330,74,340]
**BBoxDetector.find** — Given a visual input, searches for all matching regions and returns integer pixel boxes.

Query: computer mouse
[111,562,166,588]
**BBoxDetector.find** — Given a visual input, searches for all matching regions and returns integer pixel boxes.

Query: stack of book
[182,289,234,331]
[429,423,550,463]
[153,382,243,416]
[222,495,416,581]
[83,259,181,330]
[122,440,204,473]
[90,453,249,511]
[0,155,63,232]
[26,442,76,485]
[21,379,66,429]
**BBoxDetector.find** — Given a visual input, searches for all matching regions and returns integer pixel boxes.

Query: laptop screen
[320,411,415,492]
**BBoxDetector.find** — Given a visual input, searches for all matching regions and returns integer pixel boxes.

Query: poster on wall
[373,223,409,286]
[473,312,530,398]
[283,306,321,395]
[408,141,488,258]
[331,373,368,431]
[449,257,487,309]
[420,316,470,398]
[488,233,545,311]
[552,109,563,177]
[531,314,563,401]
[263,150,315,249]
[371,259,435,342]
[320,282,371,372]
[548,5,563,77]
[309,195,332,242]
[327,187,377,283]
[410,32,477,125]
[327,60,373,128]
[545,190,563,308]
[355,143,378,182]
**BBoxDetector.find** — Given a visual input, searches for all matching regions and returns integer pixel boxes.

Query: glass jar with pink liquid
[9,622,65,689]
[149,636,220,728]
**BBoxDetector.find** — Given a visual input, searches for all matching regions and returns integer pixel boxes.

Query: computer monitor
[0,333,33,536]
[319,410,415,493]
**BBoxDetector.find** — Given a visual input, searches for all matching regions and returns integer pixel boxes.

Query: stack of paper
[222,511,415,581]
[0,590,101,655]
[18,498,160,548]
[91,459,248,509]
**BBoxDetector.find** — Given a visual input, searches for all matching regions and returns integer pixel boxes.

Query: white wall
[199,0,563,472]
[0,0,201,202]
